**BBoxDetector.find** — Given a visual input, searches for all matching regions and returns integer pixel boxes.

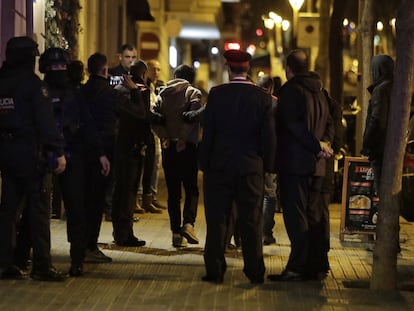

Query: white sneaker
[172,233,187,247]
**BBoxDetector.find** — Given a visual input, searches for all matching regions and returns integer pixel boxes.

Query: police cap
[224,49,251,70]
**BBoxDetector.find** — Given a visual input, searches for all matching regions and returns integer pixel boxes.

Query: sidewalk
[1,181,414,310]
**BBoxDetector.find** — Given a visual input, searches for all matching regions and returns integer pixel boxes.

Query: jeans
[263,173,277,237]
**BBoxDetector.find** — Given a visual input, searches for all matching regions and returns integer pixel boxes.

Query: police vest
[0,93,22,131]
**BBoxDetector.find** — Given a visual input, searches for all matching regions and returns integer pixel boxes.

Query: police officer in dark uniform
[0,36,66,281]
[38,47,110,276]
[199,50,276,284]
[82,52,123,262]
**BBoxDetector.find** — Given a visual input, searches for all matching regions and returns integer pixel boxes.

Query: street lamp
[263,11,288,78]
[263,16,276,56]
[269,11,283,54]
[289,0,305,48]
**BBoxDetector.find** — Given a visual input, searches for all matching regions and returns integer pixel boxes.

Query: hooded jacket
[362,54,394,160]
[275,72,333,176]
[152,78,201,144]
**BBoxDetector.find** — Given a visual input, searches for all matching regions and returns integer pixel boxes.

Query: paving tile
[1,173,414,310]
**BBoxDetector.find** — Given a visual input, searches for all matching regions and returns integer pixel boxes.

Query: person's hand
[151,111,166,125]
[318,141,334,159]
[122,75,137,90]
[176,140,186,152]
[54,155,66,174]
[99,155,111,176]
[182,110,199,123]
[161,138,170,149]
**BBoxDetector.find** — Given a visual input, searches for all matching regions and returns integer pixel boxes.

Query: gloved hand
[150,112,166,125]
[181,110,199,123]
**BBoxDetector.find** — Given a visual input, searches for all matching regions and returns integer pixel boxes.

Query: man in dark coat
[362,54,394,194]
[199,49,276,284]
[268,49,333,282]
[111,60,149,246]
[82,52,120,263]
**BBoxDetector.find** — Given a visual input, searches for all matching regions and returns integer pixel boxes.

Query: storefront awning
[178,21,221,40]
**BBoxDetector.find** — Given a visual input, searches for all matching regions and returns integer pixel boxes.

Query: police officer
[38,47,110,276]
[0,36,66,281]
[199,50,276,284]
[82,52,120,263]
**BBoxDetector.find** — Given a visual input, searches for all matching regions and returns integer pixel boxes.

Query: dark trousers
[162,142,199,233]
[0,172,52,272]
[58,152,87,265]
[225,202,240,247]
[203,171,264,281]
[278,174,326,274]
[321,193,331,253]
[85,143,114,251]
[135,143,155,195]
[112,143,142,244]
[370,157,382,195]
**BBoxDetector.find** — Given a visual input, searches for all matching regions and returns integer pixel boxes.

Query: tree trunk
[329,0,347,103]
[371,0,414,291]
[315,0,332,88]
[358,0,374,133]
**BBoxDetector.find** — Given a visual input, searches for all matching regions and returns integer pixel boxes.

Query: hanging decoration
[44,0,82,57]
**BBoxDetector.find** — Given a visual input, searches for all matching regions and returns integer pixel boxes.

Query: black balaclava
[44,66,70,88]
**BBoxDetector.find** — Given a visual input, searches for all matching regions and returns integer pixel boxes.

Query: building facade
[0,0,223,84]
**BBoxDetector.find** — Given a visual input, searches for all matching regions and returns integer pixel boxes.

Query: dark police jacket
[199,78,276,176]
[0,63,64,176]
[82,75,120,151]
[275,72,333,177]
[47,83,104,159]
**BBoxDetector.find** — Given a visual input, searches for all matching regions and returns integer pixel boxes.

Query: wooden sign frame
[339,157,378,241]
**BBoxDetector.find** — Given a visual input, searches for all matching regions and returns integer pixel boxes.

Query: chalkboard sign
[339,157,378,241]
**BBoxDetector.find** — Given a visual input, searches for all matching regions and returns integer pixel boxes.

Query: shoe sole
[181,232,199,244]
[116,243,146,247]
[172,244,187,247]
[144,209,162,214]
[84,259,112,263]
